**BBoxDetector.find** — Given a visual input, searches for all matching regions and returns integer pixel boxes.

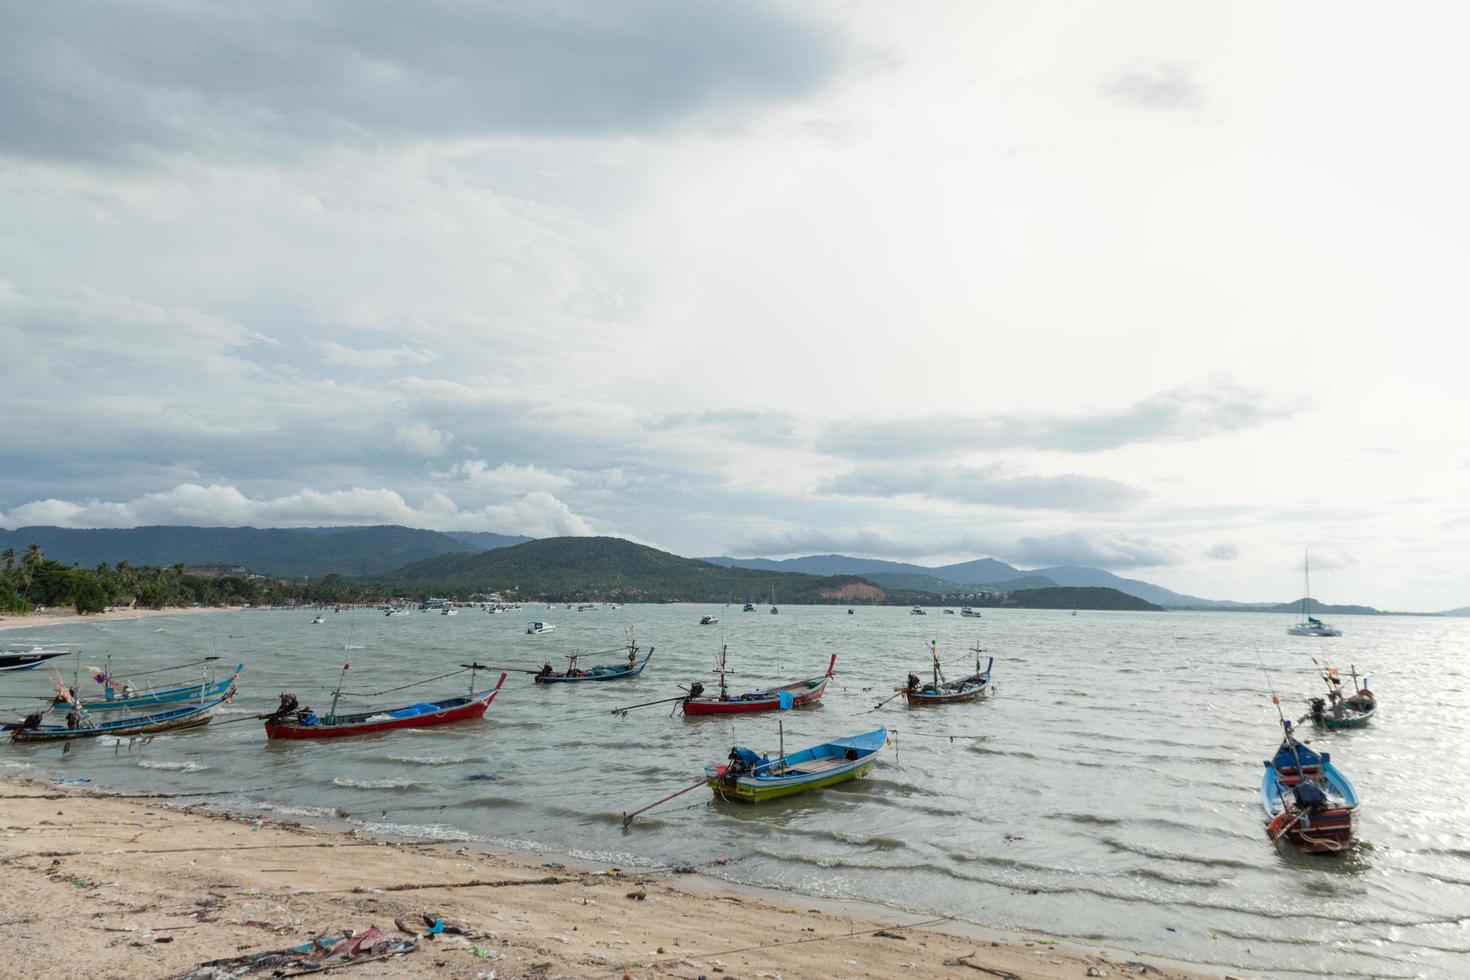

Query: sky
[1,1,1467,609]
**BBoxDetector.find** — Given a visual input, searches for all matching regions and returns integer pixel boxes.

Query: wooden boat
[0,645,69,672]
[3,663,245,730]
[902,641,992,705]
[534,641,653,684]
[264,669,507,740]
[683,651,835,716]
[706,726,886,803]
[1261,718,1358,853]
[1306,664,1376,729]
[10,689,234,742]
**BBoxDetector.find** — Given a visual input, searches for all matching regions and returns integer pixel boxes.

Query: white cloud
[317,340,439,369]
[392,422,451,456]
[1206,542,1240,561]
[822,464,1147,512]
[0,483,607,539]
[438,460,571,495]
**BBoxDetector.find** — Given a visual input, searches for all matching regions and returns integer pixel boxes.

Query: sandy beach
[0,606,240,632]
[0,774,1230,980]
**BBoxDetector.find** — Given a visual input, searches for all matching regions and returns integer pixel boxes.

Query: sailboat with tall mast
[1287,550,1342,637]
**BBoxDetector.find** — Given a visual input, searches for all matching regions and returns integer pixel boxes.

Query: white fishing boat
[1287,552,1342,637]
[699,615,719,625]
[961,607,982,618]
[911,606,926,616]
[527,621,555,635]
[441,607,458,616]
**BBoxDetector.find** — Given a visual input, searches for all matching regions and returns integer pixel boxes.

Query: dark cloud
[822,464,1147,512]
[1006,531,1175,569]
[1103,62,1201,111]
[0,0,838,161]
[821,383,1295,459]
[725,527,934,560]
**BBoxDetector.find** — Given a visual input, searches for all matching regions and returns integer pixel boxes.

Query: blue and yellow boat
[706,727,887,803]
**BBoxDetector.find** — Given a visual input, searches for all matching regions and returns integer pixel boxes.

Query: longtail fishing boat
[707,726,887,803]
[534,635,653,684]
[682,649,835,716]
[9,689,234,742]
[902,641,992,705]
[263,666,507,740]
[1306,663,1376,729]
[0,645,70,672]
[1,662,246,731]
[1261,717,1359,853]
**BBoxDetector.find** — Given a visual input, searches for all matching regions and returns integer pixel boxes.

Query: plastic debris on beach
[169,926,418,978]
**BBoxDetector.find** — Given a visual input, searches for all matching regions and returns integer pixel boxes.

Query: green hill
[1002,586,1162,611]
[0,524,526,578]
[387,536,876,603]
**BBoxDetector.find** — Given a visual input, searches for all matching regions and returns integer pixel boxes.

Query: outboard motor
[1292,779,1329,813]
[1309,697,1327,725]
[906,673,921,692]
[270,693,300,720]
[687,681,705,700]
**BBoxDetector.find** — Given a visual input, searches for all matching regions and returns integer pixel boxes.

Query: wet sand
[0,775,1232,979]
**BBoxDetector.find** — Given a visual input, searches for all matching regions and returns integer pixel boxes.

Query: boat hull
[535,652,653,684]
[10,692,232,742]
[706,727,886,804]
[904,686,984,705]
[0,651,68,672]
[1261,752,1359,853]
[1268,806,1357,853]
[265,678,505,740]
[683,655,835,715]
[708,755,877,802]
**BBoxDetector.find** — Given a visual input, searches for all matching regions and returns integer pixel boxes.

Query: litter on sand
[169,926,418,978]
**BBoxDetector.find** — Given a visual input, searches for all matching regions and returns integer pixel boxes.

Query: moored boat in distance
[1287,551,1342,637]
[263,667,506,740]
[534,636,653,683]
[526,621,555,634]
[743,602,755,612]
[683,650,836,716]
[1261,717,1359,852]
[903,641,992,705]
[1306,663,1376,729]
[706,727,887,803]
[911,606,926,615]
[0,645,71,672]
[961,607,981,618]
[699,615,719,625]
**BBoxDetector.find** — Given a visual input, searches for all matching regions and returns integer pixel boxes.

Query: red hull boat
[683,654,835,716]
[264,672,506,740]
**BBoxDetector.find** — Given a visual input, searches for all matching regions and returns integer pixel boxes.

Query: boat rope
[336,667,470,697]
[115,656,223,679]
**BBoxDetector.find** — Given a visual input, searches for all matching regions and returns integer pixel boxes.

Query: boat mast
[1303,550,1310,623]
[329,662,349,720]
[930,640,945,689]
[713,644,732,698]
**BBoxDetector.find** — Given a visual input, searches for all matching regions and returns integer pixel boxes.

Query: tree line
[1,545,372,615]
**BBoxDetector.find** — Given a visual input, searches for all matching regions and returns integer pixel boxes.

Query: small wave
[385,754,470,766]
[138,759,210,772]
[332,776,430,790]
[352,819,488,843]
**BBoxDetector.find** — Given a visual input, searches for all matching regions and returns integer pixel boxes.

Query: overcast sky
[2,1,1466,608]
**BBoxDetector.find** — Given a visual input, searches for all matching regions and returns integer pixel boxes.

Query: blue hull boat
[707,727,887,803]
[535,647,654,684]
[1261,721,1359,853]
[10,688,235,742]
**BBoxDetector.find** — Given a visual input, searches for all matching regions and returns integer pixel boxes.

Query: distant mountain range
[0,525,530,578]
[388,536,878,603]
[701,554,1210,607]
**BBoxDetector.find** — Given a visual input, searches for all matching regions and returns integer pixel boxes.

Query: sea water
[3,605,1466,977]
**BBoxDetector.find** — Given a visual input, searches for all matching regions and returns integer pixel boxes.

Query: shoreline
[0,773,1235,979]
[0,605,240,632]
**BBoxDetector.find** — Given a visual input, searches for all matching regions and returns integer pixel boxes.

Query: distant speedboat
[911,606,926,616]
[960,607,982,618]
[943,609,955,615]
[526,621,555,635]
[310,615,325,625]
[441,607,458,616]
[743,603,755,612]
[700,615,719,625]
